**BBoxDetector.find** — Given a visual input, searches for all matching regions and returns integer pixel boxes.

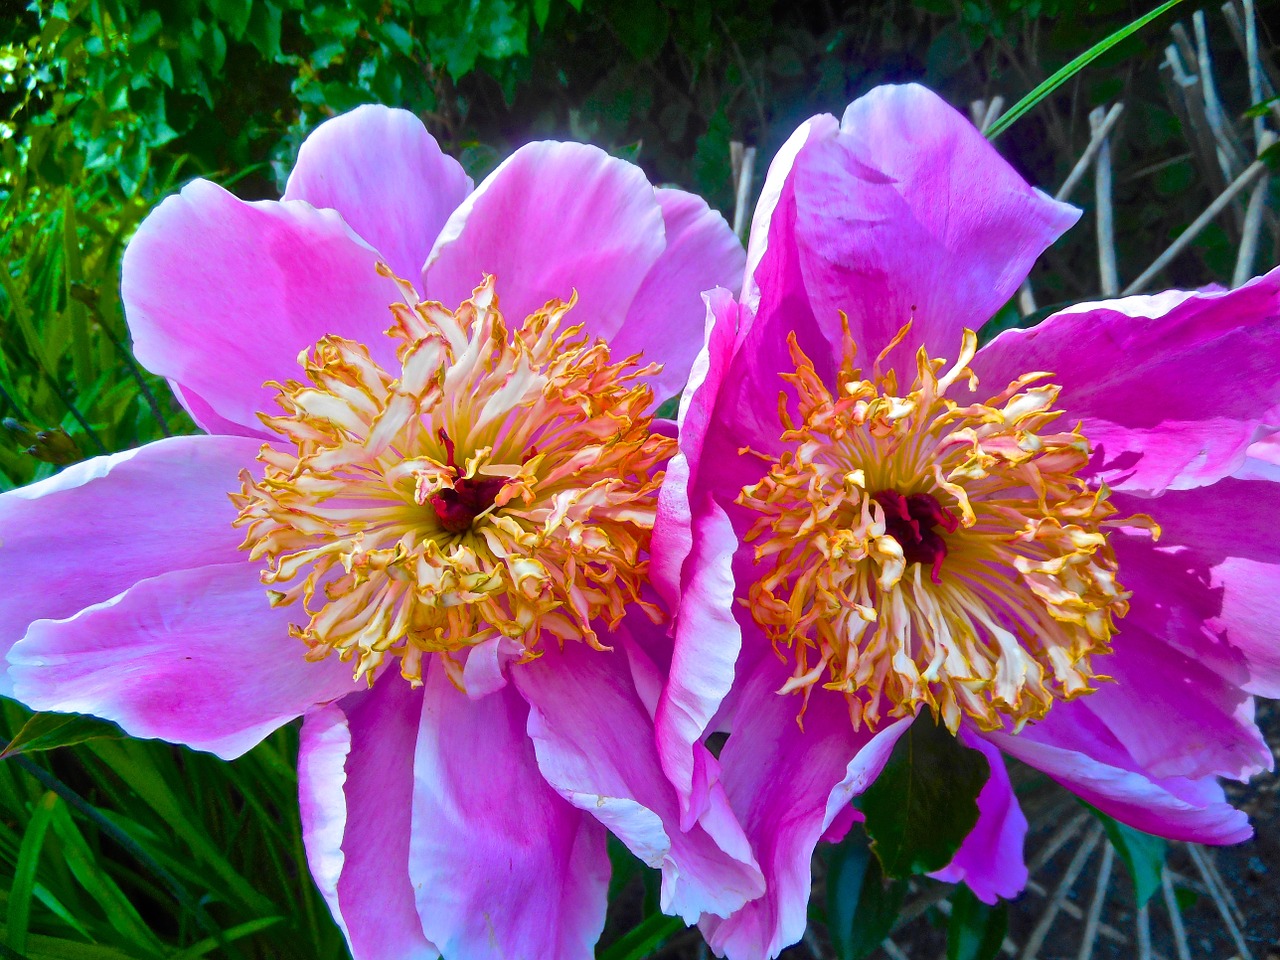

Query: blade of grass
[61,193,94,397]
[6,791,58,954]
[987,0,1187,139]
[47,801,166,956]
[11,757,249,960]
[168,917,286,959]
[597,913,686,960]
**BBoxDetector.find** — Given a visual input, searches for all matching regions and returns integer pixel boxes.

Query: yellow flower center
[738,320,1155,734]
[232,270,672,688]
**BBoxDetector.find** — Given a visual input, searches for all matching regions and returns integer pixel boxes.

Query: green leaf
[826,832,907,960]
[1,713,124,760]
[946,885,1008,960]
[857,714,989,878]
[1085,804,1165,907]
[986,0,1187,139]
[1243,94,1280,119]
[611,0,669,61]
[208,0,254,40]
[7,791,58,953]
[596,912,685,960]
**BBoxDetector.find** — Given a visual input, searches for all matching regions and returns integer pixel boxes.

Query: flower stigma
[233,270,672,689]
[738,318,1156,734]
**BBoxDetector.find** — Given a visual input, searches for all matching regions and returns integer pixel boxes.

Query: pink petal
[514,633,763,923]
[8,562,360,759]
[1112,478,1280,699]
[123,180,405,435]
[741,114,838,323]
[422,141,665,340]
[284,105,472,287]
[700,659,909,960]
[971,265,1280,493]
[410,660,608,960]
[772,84,1078,370]
[169,382,273,440]
[1085,615,1270,782]
[655,497,742,830]
[299,680,438,960]
[1236,433,1280,481]
[611,188,746,401]
[651,287,741,610]
[929,727,1029,902]
[988,706,1252,845]
[0,434,262,691]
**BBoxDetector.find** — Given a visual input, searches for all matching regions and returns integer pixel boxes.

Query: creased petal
[299,680,438,960]
[784,84,1078,368]
[930,727,1028,902]
[1084,619,1270,781]
[611,189,745,401]
[1113,479,1280,698]
[8,562,360,759]
[700,658,909,960]
[651,287,740,610]
[515,633,763,924]
[0,435,263,694]
[989,707,1252,844]
[422,141,665,341]
[284,105,472,287]
[123,180,405,434]
[972,265,1280,493]
[410,660,608,960]
[655,496,741,829]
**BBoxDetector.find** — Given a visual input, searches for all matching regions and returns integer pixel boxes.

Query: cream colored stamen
[739,318,1156,733]
[233,271,671,688]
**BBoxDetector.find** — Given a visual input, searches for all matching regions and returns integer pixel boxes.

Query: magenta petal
[784,84,1078,366]
[8,562,360,759]
[989,708,1252,844]
[123,180,405,434]
[1113,479,1280,699]
[299,681,437,960]
[515,637,763,923]
[971,266,1280,493]
[410,660,608,960]
[929,727,1028,902]
[0,434,261,689]
[655,497,742,829]
[422,141,665,339]
[1084,622,1270,781]
[284,105,472,287]
[651,287,740,610]
[611,188,746,401]
[700,660,909,960]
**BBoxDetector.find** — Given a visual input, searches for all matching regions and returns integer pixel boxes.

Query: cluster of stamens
[739,320,1155,733]
[232,271,672,688]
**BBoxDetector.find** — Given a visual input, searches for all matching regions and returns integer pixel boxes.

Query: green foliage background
[0,0,1275,956]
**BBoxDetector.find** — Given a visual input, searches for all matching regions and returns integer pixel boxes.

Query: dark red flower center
[429,430,509,534]
[871,490,959,584]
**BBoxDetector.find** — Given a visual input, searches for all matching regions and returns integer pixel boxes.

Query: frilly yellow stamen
[232,270,670,688]
[738,318,1155,734]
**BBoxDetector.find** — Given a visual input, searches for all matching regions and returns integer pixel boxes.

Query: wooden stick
[1077,843,1115,960]
[1122,156,1270,294]
[1019,825,1102,960]
[1091,106,1119,296]
[1055,103,1124,203]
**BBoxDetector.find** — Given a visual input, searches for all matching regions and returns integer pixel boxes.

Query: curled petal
[9,562,360,759]
[410,661,608,960]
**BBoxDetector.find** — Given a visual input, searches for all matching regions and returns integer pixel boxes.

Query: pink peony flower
[653,83,1280,959]
[0,106,765,959]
